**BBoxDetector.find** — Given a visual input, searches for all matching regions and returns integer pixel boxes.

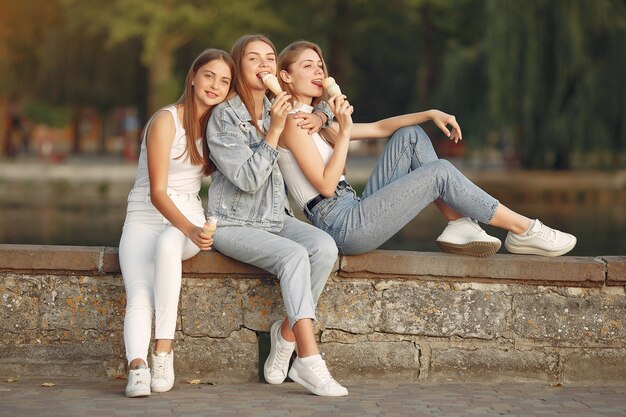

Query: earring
[192,82,195,87]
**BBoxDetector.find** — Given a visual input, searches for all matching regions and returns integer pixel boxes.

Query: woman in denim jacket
[206,35,348,397]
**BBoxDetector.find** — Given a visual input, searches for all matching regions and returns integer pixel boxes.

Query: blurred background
[1,0,625,255]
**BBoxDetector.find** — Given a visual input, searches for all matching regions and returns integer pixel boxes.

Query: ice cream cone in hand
[262,74,282,95]
[203,216,217,237]
[322,77,342,98]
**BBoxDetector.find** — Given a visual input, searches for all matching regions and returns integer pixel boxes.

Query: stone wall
[1,244,625,384]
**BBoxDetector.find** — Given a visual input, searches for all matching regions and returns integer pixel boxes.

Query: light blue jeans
[212,215,337,328]
[305,125,500,255]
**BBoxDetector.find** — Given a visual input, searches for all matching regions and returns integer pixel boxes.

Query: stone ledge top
[0,244,620,287]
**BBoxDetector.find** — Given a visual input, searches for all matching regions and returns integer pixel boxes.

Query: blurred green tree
[61,0,286,113]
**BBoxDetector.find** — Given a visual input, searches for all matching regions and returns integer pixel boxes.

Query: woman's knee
[154,232,185,259]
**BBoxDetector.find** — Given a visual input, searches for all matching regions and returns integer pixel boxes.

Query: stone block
[240,279,284,331]
[1,275,42,332]
[180,278,242,337]
[40,277,125,331]
[378,283,510,338]
[563,349,626,381]
[429,347,555,382]
[182,251,268,276]
[174,329,258,382]
[340,250,605,286]
[0,335,125,378]
[101,247,120,273]
[605,256,626,285]
[0,245,101,272]
[317,281,380,334]
[512,292,626,342]
[321,340,420,382]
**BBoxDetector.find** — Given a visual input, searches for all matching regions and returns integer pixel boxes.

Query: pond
[1,177,624,257]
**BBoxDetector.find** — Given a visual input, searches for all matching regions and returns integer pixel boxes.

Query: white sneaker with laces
[436,217,501,257]
[150,350,175,393]
[288,355,348,397]
[505,219,576,257]
[264,320,296,384]
[125,366,151,398]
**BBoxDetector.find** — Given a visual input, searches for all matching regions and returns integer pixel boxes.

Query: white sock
[297,354,322,366]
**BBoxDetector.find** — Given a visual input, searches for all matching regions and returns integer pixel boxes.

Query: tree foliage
[1,0,626,167]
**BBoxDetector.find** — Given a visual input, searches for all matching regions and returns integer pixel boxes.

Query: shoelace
[531,221,557,243]
[152,355,168,379]
[309,360,336,385]
[131,369,150,386]
[272,343,293,373]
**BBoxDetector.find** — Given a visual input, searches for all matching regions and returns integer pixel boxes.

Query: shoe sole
[150,383,174,393]
[264,321,289,385]
[125,389,151,398]
[288,369,348,397]
[436,240,501,257]
[505,237,577,257]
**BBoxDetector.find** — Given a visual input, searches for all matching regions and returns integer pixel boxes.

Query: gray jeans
[212,215,337,328]
[305,125,500,255]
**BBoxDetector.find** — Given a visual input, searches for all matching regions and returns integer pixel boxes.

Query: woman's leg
[213,225,318,328]
[153,225,201,347]
[272,216,337,353]
[322,159,500,254]
[362,125,463,221]
[119,210,161,367]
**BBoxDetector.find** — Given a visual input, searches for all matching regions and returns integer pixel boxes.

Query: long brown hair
[278,40,337,145]
[230,34,276,133]
[277,40,329,109]
[177,48,235,175]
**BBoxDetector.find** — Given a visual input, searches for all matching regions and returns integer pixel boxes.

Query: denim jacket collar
[227,94,272,132]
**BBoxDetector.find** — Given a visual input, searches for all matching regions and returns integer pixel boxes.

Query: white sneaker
[505,219,576,257]
[288,355,348,397]
[264,320,296,384]
[436,217,501,257]
[125,366,151,398]
[150,351,175,393]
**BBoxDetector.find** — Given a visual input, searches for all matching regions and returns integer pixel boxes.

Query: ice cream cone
[261,73,282,95]
[322,77,342,97]
[203,216,217,237]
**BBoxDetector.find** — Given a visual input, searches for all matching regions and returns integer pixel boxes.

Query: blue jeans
[212,215,337,328]
[305,125,500,255]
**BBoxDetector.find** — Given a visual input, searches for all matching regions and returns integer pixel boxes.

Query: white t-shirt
[277,103,345,209]
[133,105,204,194]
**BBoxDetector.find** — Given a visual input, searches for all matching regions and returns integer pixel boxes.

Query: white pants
[119,188,206,364]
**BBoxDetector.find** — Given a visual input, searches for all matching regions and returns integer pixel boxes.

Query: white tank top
[132,105,204,194]
[277,103,345,209]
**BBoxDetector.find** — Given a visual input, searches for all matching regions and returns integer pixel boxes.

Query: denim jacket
[207,95,333,231]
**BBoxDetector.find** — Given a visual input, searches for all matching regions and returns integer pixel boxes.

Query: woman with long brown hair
[119,48,234,397]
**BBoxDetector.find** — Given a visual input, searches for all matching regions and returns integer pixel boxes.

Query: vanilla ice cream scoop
[261,73,282,95]
[322,77,342,97]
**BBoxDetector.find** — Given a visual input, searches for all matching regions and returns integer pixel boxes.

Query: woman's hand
[430,110,462,143]
[293,111,325,134]
[187,225,214,251]
[328,95,353,139]
[267,91,293,136]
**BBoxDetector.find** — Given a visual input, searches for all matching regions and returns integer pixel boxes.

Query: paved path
[1,378,626,417]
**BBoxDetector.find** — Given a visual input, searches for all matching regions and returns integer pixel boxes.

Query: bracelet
[313,111,325,126]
